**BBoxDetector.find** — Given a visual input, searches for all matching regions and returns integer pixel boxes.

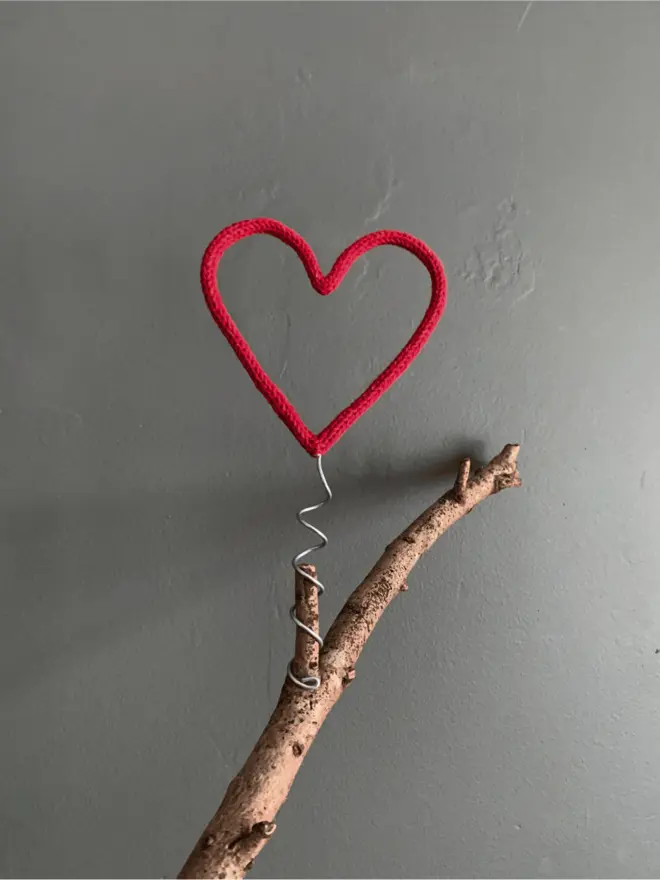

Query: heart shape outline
[201,218,447,456]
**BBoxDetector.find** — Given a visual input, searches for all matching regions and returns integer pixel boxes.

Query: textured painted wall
[2,3,660,877]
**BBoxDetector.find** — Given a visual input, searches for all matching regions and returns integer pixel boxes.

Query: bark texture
[291,563,320,682]
[178,444,522,879]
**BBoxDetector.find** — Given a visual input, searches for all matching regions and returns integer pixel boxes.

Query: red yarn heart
[201,218,447,456]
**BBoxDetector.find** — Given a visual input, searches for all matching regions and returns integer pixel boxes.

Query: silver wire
[287,454,332,691]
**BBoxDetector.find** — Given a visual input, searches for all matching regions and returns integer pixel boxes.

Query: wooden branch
[178,444,521,880]
[454,457,470,501]
[291,563,320,683]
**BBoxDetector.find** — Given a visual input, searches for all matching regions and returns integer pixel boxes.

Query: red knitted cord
[201,218,447,456]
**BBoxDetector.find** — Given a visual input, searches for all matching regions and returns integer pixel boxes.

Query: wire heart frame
[200,218,447,456]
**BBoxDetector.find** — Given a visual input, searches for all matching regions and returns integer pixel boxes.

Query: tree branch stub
[291,563,320,682]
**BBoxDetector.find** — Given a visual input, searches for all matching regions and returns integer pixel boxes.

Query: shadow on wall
[0,435,488,698]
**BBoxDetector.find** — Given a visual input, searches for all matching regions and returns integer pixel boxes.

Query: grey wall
[2,3,660,877]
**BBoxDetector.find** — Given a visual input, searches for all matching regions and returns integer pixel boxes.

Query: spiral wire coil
[287,455,332,690]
